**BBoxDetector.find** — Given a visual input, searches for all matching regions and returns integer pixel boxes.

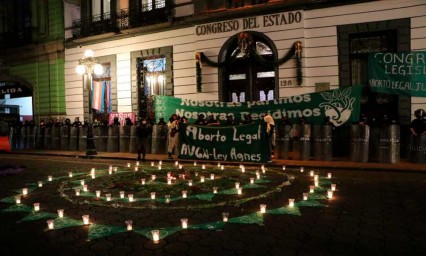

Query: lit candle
[309,186,315,193]
[300,167,304,173]
[120,191,125,198]
[22,188,28,195]
[15,196,21,204]
[151,175,156,181]
[250,178,254,184]
[69,172,73,178]
[256,171,260,180]
[241,167,245,173]
[210,174,215,180]
[282,166,286,171]
[91,168,95,174]
[193,162,197,166]
[235,182,240,189]
[165,195,170,203]
[213,187,218,194]
[113,167,118,172]
[217,163,221,167]
[200,176,205,183]
[83,185,88,192]
[303,193,308,201]
[221,165,224,170]
[261,164,264,169]
[151,162,154,167]
[91,173,95,179]
[34,203,40,211]
[134,167,138,172]
[202,164,205,170]
[314,180,319,187]
[80,180,85,186]
[125,220,133,231]
[150,192,156,200]
[106,193,111,201]
[151,230,160,243]
[136,161,139,166]
[47,219,54,230]
[167,172,171,178]
[260,204,267,213]
[175,161,179,166]
[91,168,95,179]
[288,198,295,207]
[222,212,229,222]
[48,176,53,182]
[96,190,101,197]
[237,188,242,195]
[108,168,113,175]
[128,194,134,202]
[158,165,162,170]
[331,184,336,191]
[179,164,183,169]
[109,165,113,172]
[75,189,80,196]
[159,160,162,165]
[82,215,90,225]
[327,190,333,199]
[167,178,172,185]
[127,163,131,167]
[327,172,332,179]
[188,180,193,186]
[182,190,187,198]
[181,218,188,229]
[141,179,146,185]
[38,181,43,187]
[195,172,198,177]
[262,167,266,173]
[57,209,64,218]
[310,171,314,177]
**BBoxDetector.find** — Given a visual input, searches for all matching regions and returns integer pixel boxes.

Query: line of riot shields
[9,125,169,155]
[274,124,425,164]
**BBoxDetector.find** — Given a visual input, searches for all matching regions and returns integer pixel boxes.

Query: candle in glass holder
[241,167,245,173]
[158,165,162,170]
[167,178,172,185]
[193,162,197,166]
[141,178,146,185]
[113,167,118,172]
[120,191,125,198]
[167,172,171,178]
[202,164,205,170]
[83,184,88,192]
[288,198,295,207]
[69,172,73,178]
[182,190,187,198]
[235,182,240,189]
[181,218,188,229]
[309,186,315,193]
[48,176,53,182]
[179,164,183,169]
[282,166,286,171]
[250,178,255,184]
[175,161,179,166]
[96,190,101,197]
[210,173,215,180]
[125,220,133,231]
[108,168,113,175]
[151,175,156,181]
[34,203,40,211]
[82,215,90,225]
[237,188,242,195]
[327,172,332,179]
[188,180,193,186]
[150,192,156,200]
[134,166,138,172]
[221,165,224,170]
[217,163,221,167]
[151,162,154,167]
[127,163,131,167]
[260,204,267,213]
[47,219,54,230]
[151,230,160,243]
[57,209,64,218]
[213,187,218,194]
[195,172,198,177]
[314,180,319,187]
[159,160,162,165]
[15,196,21,204]
[309,170,314,177]
[91,168,95,174]
[75,189,81,196]
[331,184,336,191]
[80,180,85,186]
[303,193,308,201]
[106,193,112,201]
[109,165,113,172]
[22,187,28,195]
[136,161,140,166]
[165,195,170,203]
[256,171,260,180]
[262,167,266,174]
[91,171,95,179]
[128,194,134,202]
[300,167,304,173]
[200,176,205,183]
[327,190,333,199]
[38,181,43,187]
[222,212,229,222]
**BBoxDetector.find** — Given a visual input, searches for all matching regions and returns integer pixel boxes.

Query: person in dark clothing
[157,117,167,125]
[112,117,120,126]
[194,114,206,125]
[136,118,152,161]
[206,115,220,126]
[410,109,426,136]
[226,115,236,125]
[241,114,253,124]
[64,118,71,126]
[72,117,82,127]
[125,117,133,126]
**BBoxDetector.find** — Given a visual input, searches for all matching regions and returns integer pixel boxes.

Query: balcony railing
[71,1,175,39]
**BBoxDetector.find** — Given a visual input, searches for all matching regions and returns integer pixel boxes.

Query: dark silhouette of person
[136,118,152,161]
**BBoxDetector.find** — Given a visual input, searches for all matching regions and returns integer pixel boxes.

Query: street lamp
[76,49,103,156]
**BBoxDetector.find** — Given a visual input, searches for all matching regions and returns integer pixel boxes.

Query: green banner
[155,86,362,127]
[368,52,426,97]
[179,123,268,162]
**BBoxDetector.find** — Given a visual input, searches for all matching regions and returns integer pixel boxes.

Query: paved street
[0,153,425,256]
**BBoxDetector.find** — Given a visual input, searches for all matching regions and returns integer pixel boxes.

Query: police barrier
[129,126,137,153]
[409,134,425,164]
[350,125,370,163]
[60,126,70,151]
[78,127,87,152]
[69,127,79,151]
[20,126,28,149]
[35,126,44,149]
[313,125,333,161]
[291,124,311,160]
[274,125,291,159]
[43,127,52,150]
[369,124,380,162]
[93,126,100,151]
[27,126,36,149]
[151,125,167,155]
[120,126,131,152]
[51,126,61,150]
[97,126,108,152]
[378,124,400,164]
[107,126,120,152]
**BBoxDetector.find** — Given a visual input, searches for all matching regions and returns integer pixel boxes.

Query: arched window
[219,32,277,102]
